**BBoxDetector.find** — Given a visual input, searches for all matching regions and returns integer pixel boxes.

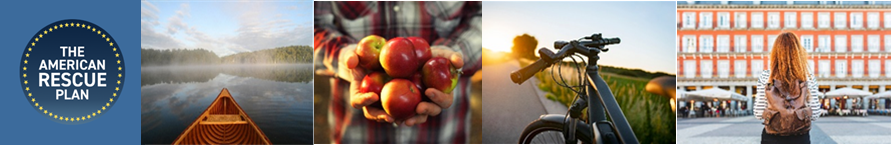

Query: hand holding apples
[344,35,464,126]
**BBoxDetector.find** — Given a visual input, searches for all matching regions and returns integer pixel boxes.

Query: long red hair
[769,32,809,95]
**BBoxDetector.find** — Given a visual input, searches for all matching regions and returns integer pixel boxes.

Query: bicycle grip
[583,38,621,47]
[511,59,549,84]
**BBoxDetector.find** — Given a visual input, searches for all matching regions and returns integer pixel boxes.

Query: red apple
[380,79,422,121]
[422,57,460,94]
[407,37,432,65]
[359,72,391,95]
[356,35,386,70]
[380,37,418,78]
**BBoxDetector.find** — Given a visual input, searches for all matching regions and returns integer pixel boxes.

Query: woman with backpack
[753,32,822,144]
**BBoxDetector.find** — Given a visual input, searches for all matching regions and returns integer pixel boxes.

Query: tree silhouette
[140,45,313,66]
[512,33,538,59]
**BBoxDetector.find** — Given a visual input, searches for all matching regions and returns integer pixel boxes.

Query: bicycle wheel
[518,118,591,144]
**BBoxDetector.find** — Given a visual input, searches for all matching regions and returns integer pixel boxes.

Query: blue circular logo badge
[20,19,125,124]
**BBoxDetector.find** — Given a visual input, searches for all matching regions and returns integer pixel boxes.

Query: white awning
[865,91,891,100]
[684,88,749,102]
[824,87,873,98]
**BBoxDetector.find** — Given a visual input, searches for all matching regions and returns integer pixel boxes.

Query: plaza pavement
[677,115,891,144]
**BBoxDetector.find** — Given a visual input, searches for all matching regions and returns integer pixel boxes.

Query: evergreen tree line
[141,45,312,66]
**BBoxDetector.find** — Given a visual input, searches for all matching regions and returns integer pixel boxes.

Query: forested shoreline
[141,45,312,66]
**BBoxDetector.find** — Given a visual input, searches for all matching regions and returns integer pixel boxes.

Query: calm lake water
[140,64,313,144]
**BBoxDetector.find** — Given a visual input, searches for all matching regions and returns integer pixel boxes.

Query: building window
[836,60,847,78]
[699,35,713,53]
[751,60,763,77]
[835,12,847,29]
[868,35,880,52]
[869,60,880,78]
[835,35,847,52]
[818,12,831,28]
[717,35,730,52]
[851,35,863,52]
[735,35,747,52]
[683,12,696,28]
[718,12,730,28]
[800,12,813,29]
[700,12,713,29]
[801,35,814,52]
[785,12,797,28]
[683,35,696,53]
[768,12,780,29]
[867,12,880,29]
[852,60,864,78]
[767,35,777,52]
[701,60,713,78]
[684,60,696,78]
[752,35,764,53]
[718,60,730,78]
[818,60,831,78]
[752,12,764,28]
[735,60,747,78]
[818,35,831,52]
[735,12,747,28]
[851,12,863,29]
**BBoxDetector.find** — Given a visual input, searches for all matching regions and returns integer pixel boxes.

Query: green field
[534,64,676,144]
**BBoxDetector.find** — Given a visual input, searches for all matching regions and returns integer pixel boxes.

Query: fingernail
[427,91,434,97]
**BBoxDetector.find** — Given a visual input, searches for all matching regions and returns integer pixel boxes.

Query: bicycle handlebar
[510,34,619,84]
[554,38,621,49]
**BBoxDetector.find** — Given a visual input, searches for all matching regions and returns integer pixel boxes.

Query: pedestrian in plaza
[753,32,821,144]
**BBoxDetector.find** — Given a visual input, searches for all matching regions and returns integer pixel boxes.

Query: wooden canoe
[173,88,272,145]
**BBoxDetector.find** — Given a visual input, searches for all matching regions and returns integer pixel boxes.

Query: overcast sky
[141,0,312,56]
[483,1,676,74]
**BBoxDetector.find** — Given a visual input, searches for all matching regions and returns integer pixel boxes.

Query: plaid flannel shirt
[314,1,481,144]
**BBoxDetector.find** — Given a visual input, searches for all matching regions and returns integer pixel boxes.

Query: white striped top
[753,70,822,121]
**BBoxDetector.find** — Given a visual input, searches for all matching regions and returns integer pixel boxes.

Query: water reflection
[141,64,313,144]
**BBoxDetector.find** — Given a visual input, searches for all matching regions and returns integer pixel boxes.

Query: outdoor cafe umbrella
[824,87,873,97]
[684,88,749,102]
[825,87,873,110]
[864,91,891,109]
[865,91,891,99]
